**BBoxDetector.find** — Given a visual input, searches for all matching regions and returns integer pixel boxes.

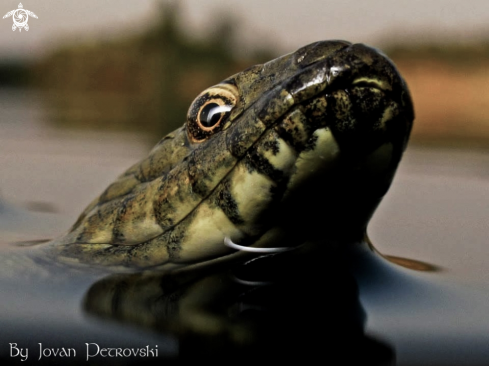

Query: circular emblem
[12,9,28,28]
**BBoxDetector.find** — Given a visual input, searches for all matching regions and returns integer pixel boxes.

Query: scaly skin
[48,40,414,269]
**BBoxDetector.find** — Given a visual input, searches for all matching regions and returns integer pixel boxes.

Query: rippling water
[1,88,489,365]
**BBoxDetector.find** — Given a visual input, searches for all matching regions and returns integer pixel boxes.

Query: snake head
[50,40,414,269]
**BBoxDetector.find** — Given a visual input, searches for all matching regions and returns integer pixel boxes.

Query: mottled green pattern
[49,40,414,269]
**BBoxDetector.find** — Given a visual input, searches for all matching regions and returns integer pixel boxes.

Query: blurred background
[0,0,488,281]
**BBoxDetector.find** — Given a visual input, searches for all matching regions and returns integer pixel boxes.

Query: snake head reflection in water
[47,40,414,270]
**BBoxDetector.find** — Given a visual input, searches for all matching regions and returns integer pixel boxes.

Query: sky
[0,0,488,60]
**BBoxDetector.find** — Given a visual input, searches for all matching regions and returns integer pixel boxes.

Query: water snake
[46,40,414,270]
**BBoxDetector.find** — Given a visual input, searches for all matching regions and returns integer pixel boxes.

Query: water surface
[1,88,489,365]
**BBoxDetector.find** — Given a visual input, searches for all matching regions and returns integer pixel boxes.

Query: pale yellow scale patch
[286,127,340,193]
[65,210,115,244]
[228,164,277,235]
[379,104,398,129]
[85,228,113,244]
[177,202,243,263]
[352,77,391,91]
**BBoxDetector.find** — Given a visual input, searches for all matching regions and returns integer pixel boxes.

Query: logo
[3,3,38,32]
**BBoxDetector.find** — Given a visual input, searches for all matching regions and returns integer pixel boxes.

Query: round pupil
[200,103,223,127]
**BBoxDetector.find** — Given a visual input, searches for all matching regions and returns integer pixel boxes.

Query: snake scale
[46,40,414,270]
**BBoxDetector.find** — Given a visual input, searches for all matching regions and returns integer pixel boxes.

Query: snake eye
[187,84,238,142]
[199,102,232,128]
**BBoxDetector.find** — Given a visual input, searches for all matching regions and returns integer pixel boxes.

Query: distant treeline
[385,42,489,65]
[32,2,276,140]
[0,61,31,87]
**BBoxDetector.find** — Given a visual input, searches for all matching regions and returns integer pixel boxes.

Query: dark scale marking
[243,150,285,184]
[274,103,326,153]
[349,87,387,132]
[161,214,193,261]
[125,245,149,267]
[154,196,175,228]
[211,178,245,226]
[112,198,129,243]
[187,132,234,197]
[138,163,149,183]
[166,238,181,261]
[186,152,208,197]
[112,190,155,244]
[104,244,151,267]
[275,110,309,153]
[122,234,170,267]
[262,139,280,155]
[268,177,291,204]
[256,89,290,125]
[330,90,353,131]
[303,96,327,118]
[224,107,265,158]
[304,133,320,152]
[104,245,132,266]
[301,95,330,133]
[328,86,392,155]
[76,200,120,243]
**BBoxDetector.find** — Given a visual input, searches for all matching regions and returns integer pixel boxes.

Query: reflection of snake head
[50,40,414,270]
[83,242,394,363]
